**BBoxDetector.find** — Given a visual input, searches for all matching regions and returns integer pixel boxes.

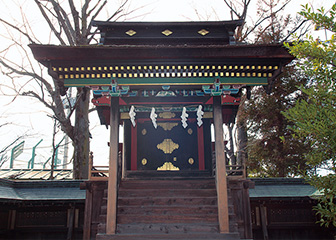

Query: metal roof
[0,177,321,201]
[249,178,321,198]
[0,179,85,201]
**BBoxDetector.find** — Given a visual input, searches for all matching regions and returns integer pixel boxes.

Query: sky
[0,0,334,169]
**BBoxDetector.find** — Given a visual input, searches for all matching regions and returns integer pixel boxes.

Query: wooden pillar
[106,97,119,234]
[213,96,229,233]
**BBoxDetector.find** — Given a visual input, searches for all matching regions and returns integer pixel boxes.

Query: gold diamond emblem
[157,162,180,171]
[198,29,209,36]
[126,29,136,36]
[162,29,173,36]
[157,139,179,154]
[159,112,176,119]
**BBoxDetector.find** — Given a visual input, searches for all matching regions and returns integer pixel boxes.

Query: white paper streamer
[181,107,189,128]
[197,105,204,127]
[129,105,136,127]
[150,107,158,129]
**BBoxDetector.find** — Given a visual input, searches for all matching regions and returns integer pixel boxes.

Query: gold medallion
[158,122,178,131]
[157,162,179,171]
[159,112,176,119]
[157,139,179,154]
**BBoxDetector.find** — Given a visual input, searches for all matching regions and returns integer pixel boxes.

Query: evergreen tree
[284,3,336,227]
[246,67,311,177]
[237,0,311,177]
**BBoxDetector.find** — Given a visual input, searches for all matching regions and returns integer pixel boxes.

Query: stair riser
[100,214,237,224]
[116,224,219,234]
[116,215,219,224]
[118,189,217,198]
[98,223,238,235]
[118,206,219,215]
[97,178,240,239]
[118,181,216,190]
[100,206,233,216]
[113,197,218,206]
[96,233,240,240]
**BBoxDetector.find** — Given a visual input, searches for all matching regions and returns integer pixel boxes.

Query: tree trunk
[73,87,90,179]
[227,123,237,165]
[237,121,248,167]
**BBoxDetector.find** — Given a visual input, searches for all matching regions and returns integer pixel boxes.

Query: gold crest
[159,112,176,119]
[157,139,179,154]
[157,162,179,171]
[158,122,178,131]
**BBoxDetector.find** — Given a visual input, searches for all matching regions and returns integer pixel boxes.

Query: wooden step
[98,214,218,224]
[116,196,218,206]
[116,223,220,234]
[118,179,216,190]
[100,205,234,218]
[97,178,241,238]
[96,233,240,240]
[115,205,222,215]
[118,188,217,198]
[99,221,238,235]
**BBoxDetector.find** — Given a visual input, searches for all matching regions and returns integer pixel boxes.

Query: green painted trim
[64,77,268,87]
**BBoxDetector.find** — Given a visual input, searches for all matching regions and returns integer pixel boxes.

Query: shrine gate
[30,20,293,240]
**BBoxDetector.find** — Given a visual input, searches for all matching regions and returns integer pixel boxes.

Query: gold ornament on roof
[162,29,173,36]
[198,29,209,36]
[126,29,137,36]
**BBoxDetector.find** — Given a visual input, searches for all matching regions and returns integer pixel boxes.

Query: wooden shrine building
[30,21,294,240]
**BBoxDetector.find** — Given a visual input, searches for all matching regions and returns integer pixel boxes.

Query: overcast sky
[0,0,334,168]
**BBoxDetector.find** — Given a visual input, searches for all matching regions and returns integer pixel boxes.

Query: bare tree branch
[282,19,308,42]
[0,17,37,44]
[68,0,81,44]
[34,0,66,45]
[48,0,75,45]
[245,0,291,39]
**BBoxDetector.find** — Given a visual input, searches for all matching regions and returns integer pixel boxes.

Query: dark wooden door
[136,120,199,171]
